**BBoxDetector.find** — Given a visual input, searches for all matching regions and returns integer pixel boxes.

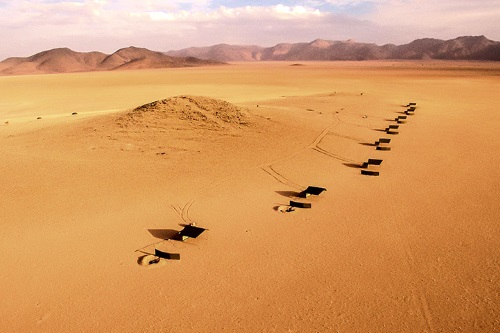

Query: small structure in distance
[155,249,181,260]
[174,225,207,241]
[361,158,383,176]
[299,186,327,198]
[290,201,312,209]
[396,115,407,123]
[386,124,400,134]
[376,138,391,151]
[406,107,416,115]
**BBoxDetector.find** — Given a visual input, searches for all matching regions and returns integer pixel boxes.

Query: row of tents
[276,102,418,212]
[361,102,417,176]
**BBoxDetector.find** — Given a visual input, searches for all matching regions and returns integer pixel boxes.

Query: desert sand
[0,61,499,332]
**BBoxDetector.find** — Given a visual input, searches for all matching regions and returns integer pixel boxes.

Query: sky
[0,0,499,59]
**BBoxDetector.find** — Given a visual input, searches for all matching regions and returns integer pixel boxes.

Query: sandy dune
[0,61,499,332]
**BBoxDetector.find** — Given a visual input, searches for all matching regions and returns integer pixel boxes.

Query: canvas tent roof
[300,186,326,197]
[367,158,383,165]
[155,249,181,260]
[361,169,380,176]
[177,225,206,239]
[290,201,312,208]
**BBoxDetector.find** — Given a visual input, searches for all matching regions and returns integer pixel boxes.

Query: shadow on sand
[343,162,362,169]
[148,229,180,240]
[275,190,301,198]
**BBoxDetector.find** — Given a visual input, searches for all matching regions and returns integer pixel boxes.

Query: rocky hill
[165,36,500,62]
[0,47,221,75]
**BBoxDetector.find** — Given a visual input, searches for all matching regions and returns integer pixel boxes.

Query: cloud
[128,4,323,22]
[363,0,500,24]
[362,0,500,40]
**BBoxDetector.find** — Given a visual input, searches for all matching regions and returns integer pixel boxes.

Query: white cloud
[362,0,500,40]
[273,4,322,18]
[127,4,324,23]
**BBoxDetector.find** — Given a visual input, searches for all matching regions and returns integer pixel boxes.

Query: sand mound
[38,96,252,157]
[117,95,249,130]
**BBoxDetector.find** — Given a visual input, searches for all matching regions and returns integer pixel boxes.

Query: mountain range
[1,36,498,75]
[165,36,500,62]
[0,46,220,75]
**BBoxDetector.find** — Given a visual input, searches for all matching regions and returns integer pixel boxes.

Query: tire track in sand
[260,116,346,186]
[382,179,435,331]
[400,235,435,333]
[178,116,349,223]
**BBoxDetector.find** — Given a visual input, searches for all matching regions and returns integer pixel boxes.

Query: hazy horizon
[1,0,499,60]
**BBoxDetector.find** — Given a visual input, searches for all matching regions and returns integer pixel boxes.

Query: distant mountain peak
[0,47,222,75]
[457,35,487,40]
[165,35,500,62]
[310,39,332,48]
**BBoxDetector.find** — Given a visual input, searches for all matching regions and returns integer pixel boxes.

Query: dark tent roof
[178,225,206,239]
[300,186,326,197]
[290,201,312,208]
[155,249,181,260]
[388,124,399,129]
[379,138,391,144]
[361,169,380,176]
[367,158,383,165]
